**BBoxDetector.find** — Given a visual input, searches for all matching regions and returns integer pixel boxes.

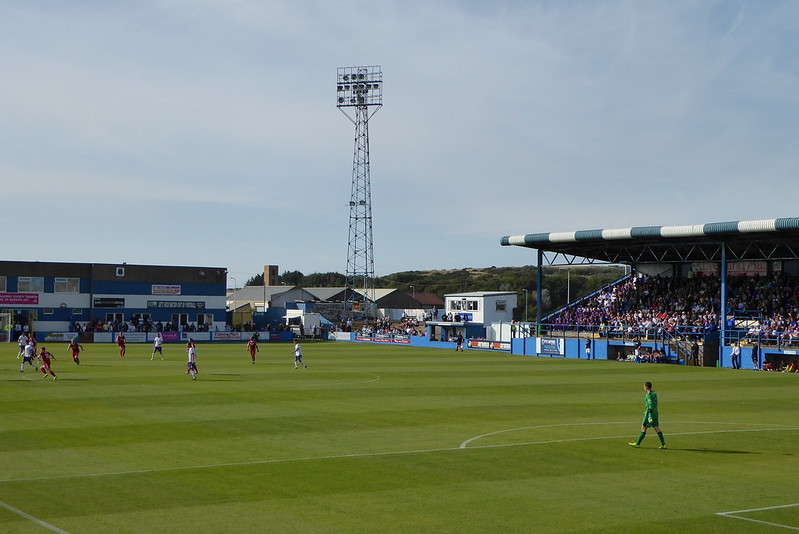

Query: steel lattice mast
[336,65,382,323]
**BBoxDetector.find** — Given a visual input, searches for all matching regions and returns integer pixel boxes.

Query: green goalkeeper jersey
[643,390,659,427]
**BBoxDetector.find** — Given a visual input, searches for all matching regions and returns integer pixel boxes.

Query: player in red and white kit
[67,338,83,366]
[116,333,126,358]
[39,347,57,380]
[246,338,259,364]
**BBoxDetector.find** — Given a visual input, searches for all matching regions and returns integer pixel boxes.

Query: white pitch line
[459,421,799,449]
[0,500,70,534]
[0,446,461,484]
[331,371,381,384]
[717,508,799,531]
[2,425,798,485]
[460,421,631,448]
[720,503,799,515]
[717,501,799,529]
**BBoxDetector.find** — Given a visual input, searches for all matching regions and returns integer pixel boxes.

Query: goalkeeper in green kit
[629,381,667,449]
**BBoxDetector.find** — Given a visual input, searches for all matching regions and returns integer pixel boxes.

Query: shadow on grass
[675,448,758,455]
[55,378,90,381]
[204,374,242,381]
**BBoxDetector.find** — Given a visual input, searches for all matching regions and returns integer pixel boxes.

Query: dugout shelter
[501,217,799,366]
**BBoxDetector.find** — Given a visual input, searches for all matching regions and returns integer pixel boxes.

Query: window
[452,300,480,310]
[43,308,54,315]
[197,313,214,326]
[54,277,80,293]
[172,313,189,328]
[106,313,123,323]
[18,277,44,292]
[72,309,83,315]
[0,276,6,292]
[496,300,507,312]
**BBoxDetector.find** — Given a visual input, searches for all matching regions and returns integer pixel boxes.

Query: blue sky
[2,1,798,285]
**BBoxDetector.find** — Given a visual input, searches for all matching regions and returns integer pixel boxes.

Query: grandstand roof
[500,217,799,265]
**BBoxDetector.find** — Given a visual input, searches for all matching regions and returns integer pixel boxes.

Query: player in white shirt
[151,332,164,360]
[20,341,37,372]
[186,338,198,380]
[17,334,28,359]
[293,342,307,369]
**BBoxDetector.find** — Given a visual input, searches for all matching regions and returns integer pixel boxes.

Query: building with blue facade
[0,261,227,339]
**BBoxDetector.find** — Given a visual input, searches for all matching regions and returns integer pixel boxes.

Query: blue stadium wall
[332,332,688,362]
[0,261,227,340]
[719,344,797,370]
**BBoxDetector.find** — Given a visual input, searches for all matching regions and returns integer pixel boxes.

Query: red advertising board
[0,293,39,305]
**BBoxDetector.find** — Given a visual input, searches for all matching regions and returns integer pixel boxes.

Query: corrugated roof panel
[575,229,604,241]
[630,226,664,238]
[499,218,799,265]
[775,217,799,231]
[549,231,578,243]
[661,224,706,238]
[704,221,740,234]
[501,235,526,246]
[601,228,632,240]
[523,233,551,245]
[738,219,776,233]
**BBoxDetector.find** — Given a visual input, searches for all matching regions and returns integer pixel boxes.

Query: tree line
[245,265,625,321]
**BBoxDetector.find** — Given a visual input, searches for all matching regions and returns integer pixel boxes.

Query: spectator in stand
[751,342,759,370]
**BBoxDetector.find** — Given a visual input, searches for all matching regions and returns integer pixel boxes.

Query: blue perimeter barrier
[38,331,293,344]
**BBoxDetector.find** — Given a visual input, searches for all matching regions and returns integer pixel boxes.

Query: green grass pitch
[1,341,798,533]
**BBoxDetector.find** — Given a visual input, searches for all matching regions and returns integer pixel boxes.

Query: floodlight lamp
[338,97,344,103]
[343,75,349,81]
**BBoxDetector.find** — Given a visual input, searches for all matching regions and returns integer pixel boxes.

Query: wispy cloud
[2,0,797,275]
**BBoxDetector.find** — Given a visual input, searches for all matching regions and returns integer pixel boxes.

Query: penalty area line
[0,500,70,534]
[461,423,799,449]
[717,503,799,531]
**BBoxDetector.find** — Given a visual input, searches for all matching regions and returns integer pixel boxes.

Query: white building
[443,291,517,325]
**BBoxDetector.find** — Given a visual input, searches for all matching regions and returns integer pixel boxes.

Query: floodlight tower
[337,65,382,324]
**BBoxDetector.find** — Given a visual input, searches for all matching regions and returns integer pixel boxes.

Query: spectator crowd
[550,273,799,346]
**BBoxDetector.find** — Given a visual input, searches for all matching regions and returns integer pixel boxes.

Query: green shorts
[642,411,659,428]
